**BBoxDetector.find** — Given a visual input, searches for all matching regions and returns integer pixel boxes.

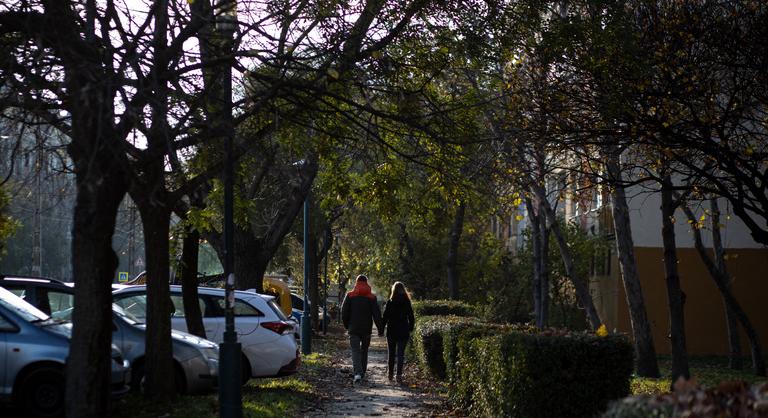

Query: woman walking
[380,281,415,383]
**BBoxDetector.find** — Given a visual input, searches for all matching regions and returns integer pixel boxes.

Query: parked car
[112,285,300,381]
[290,293,329,328]
[0,286,130,417]
[0,276,219,395]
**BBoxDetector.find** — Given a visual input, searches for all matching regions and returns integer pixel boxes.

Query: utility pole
[217,1,242,417]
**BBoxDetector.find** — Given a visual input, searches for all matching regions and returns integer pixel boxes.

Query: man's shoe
[353,374,362,383]
[396,375,403,384]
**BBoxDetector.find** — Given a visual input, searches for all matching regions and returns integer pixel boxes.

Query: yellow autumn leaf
[596,324,608,337]
[515,214,524,221]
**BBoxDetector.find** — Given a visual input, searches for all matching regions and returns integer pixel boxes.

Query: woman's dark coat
[381,295,415,340]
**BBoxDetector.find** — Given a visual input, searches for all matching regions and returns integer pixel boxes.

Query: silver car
[0,286,130,417]
[0,276,219,395]
[111,305,219,394]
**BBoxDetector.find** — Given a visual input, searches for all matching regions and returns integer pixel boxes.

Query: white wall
[626,185,766,249]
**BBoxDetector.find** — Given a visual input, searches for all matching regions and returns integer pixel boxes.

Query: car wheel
[19,366,65,418]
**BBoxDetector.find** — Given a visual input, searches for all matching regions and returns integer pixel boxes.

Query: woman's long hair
[389,281,411,301]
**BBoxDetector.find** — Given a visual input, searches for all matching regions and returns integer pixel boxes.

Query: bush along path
[302,324,448,417]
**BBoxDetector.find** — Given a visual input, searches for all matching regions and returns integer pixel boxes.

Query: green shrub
[442,320,524,382]
[457,329,634,418]
[412,300,476,318]
[412,315,469,378]
[603,380,768,418]
[447,322,537,410]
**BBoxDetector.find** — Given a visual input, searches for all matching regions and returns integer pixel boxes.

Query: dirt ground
[300,326,449,418]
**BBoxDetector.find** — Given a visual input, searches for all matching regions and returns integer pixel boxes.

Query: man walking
[341,274,383,383]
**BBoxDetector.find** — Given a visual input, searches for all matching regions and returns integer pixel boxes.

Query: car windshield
[0,286,49,322]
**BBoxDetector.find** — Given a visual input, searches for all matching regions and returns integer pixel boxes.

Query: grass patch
[631,356,768,395]
[113,353,332,417]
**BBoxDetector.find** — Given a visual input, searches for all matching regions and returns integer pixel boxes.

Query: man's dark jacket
[381,295,415,340]
[341,293,383,335]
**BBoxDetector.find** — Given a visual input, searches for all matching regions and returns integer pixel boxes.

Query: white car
[112,285,300,380]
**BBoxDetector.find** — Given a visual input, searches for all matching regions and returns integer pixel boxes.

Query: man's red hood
[347,280,376,300]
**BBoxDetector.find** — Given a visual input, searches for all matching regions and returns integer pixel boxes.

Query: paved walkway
[303,334,442,417]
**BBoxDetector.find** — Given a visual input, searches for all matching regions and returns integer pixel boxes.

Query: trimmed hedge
[441,319,517,382]
[412,299,476,318]
[447,321,526,409]
[412,315,473,378]
[457,330,634,418]
[410,303,634,417]
[603,380,768,418]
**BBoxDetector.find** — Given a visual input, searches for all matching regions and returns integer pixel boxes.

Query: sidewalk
[302,329,443,417]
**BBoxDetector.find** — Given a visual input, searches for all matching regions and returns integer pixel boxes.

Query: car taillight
[261,321,292,335]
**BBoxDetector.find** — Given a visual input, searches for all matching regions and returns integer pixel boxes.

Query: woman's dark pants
[386,335,408,378]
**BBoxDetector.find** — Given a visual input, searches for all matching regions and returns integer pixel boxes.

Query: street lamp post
[301,196,312,354]
[217,1,242,417]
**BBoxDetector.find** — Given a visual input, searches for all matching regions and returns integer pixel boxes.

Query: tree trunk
[549,215,602,329]
[64,62,128,418]
[233,154,319,293]
[526,196,551,328]
[660,176,690,382]
[446,201,466,300]
[397,222,416,284]
[539,212,550,327]
[526,198,544,328]
[681,200,766,376]
[180,225,206,338]
[312,227,332,331]
[67,152,127,418]
[338,273,350,310]
[710,199,742,370]
[234,225,266,292]
[138,203,176,399]
[534,185,602,329]
[139,0,176,400]
[606,155,660,378]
